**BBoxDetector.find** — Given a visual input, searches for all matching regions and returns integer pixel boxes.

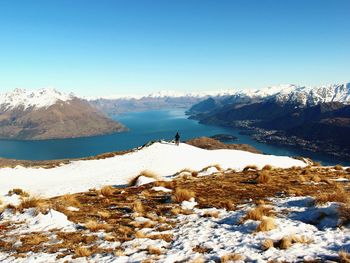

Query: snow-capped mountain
[0,88,75,110]
[0,88,126,140]
[226,83,350,106]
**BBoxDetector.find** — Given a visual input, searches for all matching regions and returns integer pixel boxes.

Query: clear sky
[0,0,349,97]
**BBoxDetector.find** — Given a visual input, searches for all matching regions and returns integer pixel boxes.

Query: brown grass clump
[147,245,162,255]
[264,235,313,251]
[314,186,348,205]
[133,200,145,214]
[243,165,258,171]
[339,250,350,263]
[218,200,235,211]
[20,234,49,246]
[8,188,29,197]
[256,217,276,232]
[241,205,274,222]
[84,220,112,232]
[189,256,205,263]
[278,236,293,250]
[97,210,111,219]
[301,169,311,175]
[262,164,273,171]
[334,165,344,171]
[147,233,173,242]
[220,253,243,262]
[202,210,220,218]
[261,239,274,250]
[254,171,270,184]
[100,185,115,197]
[59,194,81,207]
[311,175,321,183]
[338,204,350,226]
[74,246,92,257]
[298,175,306,183]
[172,188,195,203]
[17,197,48,213]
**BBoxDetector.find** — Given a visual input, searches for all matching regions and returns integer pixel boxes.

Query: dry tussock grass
[133,200,145,214]
[339,250,350,263]
[218,200,235,211]
[254,171,270,184]
[202,210,220,218]
[147,245,162,255]
[256,217,276,232]
[8,188,29,197]
[220,253,243,262]
[20,233,49,246]
[338,204,350,226]
[100,185,115,197]
[17,197,49,213]
[243,165,258,171]
[261,239,274,250]
[314,185,348,205]
[262,164,273,171]
[97,210,111,219]
[189,256,205,263]
[334,165,344,171]
[172,188,195,203]
[74,246,92,257]
[311,175,321,183]
[241,205,274,222]
[84,220,112,232]
[59,194,81,207]
[262,235,312,251]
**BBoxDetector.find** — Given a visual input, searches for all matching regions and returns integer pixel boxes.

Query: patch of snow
[134,176,156,186]
[67,206,80,212]
[181,198,197,210]
[152,186,172,192]
[2,208,76,234]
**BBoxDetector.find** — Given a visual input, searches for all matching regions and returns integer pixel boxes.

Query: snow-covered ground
[0,142,306,203]
[1,196,349,262]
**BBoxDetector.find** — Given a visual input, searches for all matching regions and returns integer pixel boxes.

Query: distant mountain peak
[0,88,76,110]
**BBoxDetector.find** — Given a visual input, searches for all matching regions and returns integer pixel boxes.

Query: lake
[0,109,347,165]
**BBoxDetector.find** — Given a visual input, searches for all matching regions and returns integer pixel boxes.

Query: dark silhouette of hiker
[175,132,180,146]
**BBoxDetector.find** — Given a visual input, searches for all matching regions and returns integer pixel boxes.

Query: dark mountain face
[188,96,350,156]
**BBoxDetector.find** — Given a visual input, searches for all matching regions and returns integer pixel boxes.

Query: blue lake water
[0,109,348,165]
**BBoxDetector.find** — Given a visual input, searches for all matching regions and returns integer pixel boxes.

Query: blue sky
[0,0,349,96]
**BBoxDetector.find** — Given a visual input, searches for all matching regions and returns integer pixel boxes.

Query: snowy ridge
[88,82,350,106]
[0,142,306,200]
[0,88,75,110]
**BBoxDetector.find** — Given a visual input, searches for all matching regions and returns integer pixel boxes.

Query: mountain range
[0,88,126,140]
[187,83,350,159]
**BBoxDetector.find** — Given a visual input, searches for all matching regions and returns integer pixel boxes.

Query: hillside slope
[0,89,126,140]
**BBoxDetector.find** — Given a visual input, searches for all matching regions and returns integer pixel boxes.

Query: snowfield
[0,142,306,201]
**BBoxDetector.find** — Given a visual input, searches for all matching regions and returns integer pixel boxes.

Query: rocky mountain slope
[0,88,126,140]
[188,83,350,158]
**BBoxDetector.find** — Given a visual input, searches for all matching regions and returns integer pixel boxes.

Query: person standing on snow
[175,132,180,146]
